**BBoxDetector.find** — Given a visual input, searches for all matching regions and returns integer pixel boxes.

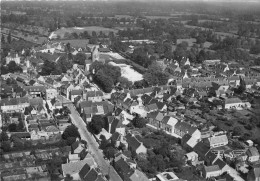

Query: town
[1,1,260,181]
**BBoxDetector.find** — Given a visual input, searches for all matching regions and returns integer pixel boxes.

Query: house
[84,90,104,102]
[129,169,149,181]
[181,134,198,149]
[247,166,260,181]
[193,141,211,161]
[203,165,221,178]
[214,158,230,174]
[70,89,83,102]
[224,98,249,110]
[6,50,21,64]
[185,151,199,166]
[107,116,125,135]
[246,147,260,163]
[147,111,165,129]
[125,134,147,154]
[0,97,29,113]
[45,88,58,100]
[174,121,201,139]
[114,158,135,181]
[208,135,228,148]
[156,172,180,181]
[62,160,97,181]
[161,116,179,136]
[24,86,46,97]
[37,75,45,83]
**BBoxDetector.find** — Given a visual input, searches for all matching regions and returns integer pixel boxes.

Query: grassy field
[49,26,118,39]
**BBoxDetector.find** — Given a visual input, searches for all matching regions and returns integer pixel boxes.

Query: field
[49,26,118,40]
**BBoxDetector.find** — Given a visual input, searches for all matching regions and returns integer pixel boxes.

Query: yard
[211,109,260,144]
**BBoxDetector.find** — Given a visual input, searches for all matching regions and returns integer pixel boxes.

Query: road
[12,72,122,180]
[57,95,123,181]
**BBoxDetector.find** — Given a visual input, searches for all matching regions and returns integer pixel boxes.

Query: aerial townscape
[1,0,260,181]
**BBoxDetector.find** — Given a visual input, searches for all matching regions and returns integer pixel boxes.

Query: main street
[57,95,122,181]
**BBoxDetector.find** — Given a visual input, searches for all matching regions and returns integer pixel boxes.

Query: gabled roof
[163,93,171,101]
[71,89,83,95]
[111,132,120,142]
[79,101,93,108]
[156,102,166,110]
[0,97,29,106]
[225,98,242,104]
[82,169,98,181]
[174,122,197,135]
[204,165,220,173]
[208,135,228,146]
[115,108,123,116]
[115,158,134,178]
[24,86,46,92]
[110,118,123,134]
[155,112,164,121]
[193,141,210,159]
[205,151,218,165]
[125,134,142,151]
[142,94,153,105]
[79,163,91,180]
[247,147,260,157]
[214,158,226,169]
[146,103,158,112]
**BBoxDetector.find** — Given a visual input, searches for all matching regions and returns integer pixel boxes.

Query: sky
[1,0,260,1]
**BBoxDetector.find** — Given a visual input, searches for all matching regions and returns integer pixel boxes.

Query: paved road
[57,95,122,181]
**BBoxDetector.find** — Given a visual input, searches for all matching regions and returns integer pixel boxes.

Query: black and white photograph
[1,0,260,180]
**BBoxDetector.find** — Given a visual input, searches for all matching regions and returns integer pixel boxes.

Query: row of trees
[1,61,23,74]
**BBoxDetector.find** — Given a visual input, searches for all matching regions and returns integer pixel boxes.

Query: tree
[7,61,22,73]
[94,70,114,93]
[92,31,97,37]
[89,115,107,135]
[62,125,80,140]
[1,34,5,44]
[0,131,8,141]
[132,117,148,128]
[8,123,17,132]
[74,53,86,65]
[103,146,117,160]
[7,31,11,44]
[56,55,73,73]
[233,126,243,136]
[250,44,260,55]
[117,77,132,89]
[235,76,246,94]
[66,43,71,53]
[2,141,11,152]
[66,137,77,146]
[149,154,166,172]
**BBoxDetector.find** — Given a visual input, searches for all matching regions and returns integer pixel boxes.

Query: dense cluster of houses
[2,39,260,181]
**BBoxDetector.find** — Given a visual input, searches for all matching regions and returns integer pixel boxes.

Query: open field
[49,26,118,39]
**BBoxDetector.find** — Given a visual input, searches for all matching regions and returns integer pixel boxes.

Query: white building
[208,134,228,148]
